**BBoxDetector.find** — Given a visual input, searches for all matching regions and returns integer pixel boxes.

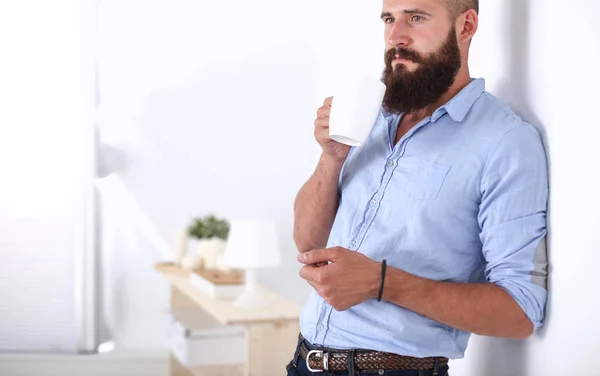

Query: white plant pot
[173,230,189,264]
[196,238,227,270]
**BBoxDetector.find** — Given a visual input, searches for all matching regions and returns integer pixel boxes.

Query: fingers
[299,264,318,281]
[314,121,331,144]
[314,118,329,131]
[316,106,330,120]
[315,97,333,120]
[314,105,330,141]
[314,97,334,144]
[298,248,340,265]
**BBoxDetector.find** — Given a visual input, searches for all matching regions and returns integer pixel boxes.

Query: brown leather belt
[298,335,449,372]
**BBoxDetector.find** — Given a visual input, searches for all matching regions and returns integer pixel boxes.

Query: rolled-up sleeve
[478,124,549,328]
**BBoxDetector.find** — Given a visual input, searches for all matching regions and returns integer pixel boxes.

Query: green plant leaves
[187,215,230,240]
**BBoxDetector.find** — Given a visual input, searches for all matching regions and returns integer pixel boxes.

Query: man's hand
[314,97,351,164]
[298,246,381,311]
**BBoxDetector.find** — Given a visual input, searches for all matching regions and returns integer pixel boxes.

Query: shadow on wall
[494,0,553,339]
[472,0,550,375]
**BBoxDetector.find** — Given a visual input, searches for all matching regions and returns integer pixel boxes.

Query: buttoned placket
[316,116,434,346]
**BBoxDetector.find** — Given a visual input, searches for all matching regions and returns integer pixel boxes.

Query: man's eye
[411,15,423,22]
[384,17,395,24]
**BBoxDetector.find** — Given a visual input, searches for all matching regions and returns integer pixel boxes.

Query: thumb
[298,247,340,265]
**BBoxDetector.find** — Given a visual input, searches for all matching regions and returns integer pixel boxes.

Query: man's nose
[387,22,412,48]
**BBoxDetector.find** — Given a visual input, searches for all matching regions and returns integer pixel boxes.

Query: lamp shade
[223,219,281,269]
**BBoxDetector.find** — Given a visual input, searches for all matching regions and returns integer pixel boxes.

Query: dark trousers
[285,338,450,376]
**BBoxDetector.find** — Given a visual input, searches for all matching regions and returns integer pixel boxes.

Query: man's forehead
[382,0,445,13]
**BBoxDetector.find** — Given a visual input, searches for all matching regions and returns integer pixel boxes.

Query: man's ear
[456,9,478,44]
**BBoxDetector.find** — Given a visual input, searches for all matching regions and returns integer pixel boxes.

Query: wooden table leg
[244,320,300,376]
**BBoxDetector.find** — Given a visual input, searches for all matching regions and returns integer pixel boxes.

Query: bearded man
[288,0,549,375]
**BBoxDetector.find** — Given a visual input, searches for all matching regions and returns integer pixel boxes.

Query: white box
[189,270,245,299]
[167,309,245,367]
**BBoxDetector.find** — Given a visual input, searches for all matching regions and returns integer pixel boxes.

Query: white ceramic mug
[328,75,387,146]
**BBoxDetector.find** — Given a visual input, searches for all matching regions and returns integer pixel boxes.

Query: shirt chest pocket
[398,159,451,200]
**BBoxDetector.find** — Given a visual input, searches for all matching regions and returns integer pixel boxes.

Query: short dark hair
[447,0,479,20]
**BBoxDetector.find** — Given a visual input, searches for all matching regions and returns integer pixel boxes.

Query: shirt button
[387,159,394,167]
[350,241,356,248]
[370,199,378,206]
[317,324,324,331]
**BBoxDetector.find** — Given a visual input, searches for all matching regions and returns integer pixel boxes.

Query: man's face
[380,0,462,114]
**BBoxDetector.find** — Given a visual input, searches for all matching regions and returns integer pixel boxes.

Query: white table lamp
[223,218,281,306]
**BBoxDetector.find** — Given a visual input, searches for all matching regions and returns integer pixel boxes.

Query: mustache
[385,47,424,65]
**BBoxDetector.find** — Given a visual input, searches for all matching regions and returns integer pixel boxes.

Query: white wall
[451,1,600,375]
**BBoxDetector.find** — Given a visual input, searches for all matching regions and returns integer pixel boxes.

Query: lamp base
[233,286,270,307]
[232,269,270,307]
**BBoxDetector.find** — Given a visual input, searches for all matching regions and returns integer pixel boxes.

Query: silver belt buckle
[306,350,329,372]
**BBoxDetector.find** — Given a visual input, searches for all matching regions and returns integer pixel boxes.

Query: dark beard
[381,28,462,114]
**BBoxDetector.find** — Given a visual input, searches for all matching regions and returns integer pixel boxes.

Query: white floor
[0,349,169,376]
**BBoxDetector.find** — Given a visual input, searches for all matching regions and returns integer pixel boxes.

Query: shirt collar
[381,78,486,123]
[431,78,486,122]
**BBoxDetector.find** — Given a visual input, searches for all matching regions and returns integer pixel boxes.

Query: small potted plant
[187,215,230,270]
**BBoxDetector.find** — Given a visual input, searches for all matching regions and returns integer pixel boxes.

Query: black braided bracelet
[377,259,387,302]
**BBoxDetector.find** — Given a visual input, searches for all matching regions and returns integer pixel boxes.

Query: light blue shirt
[299,78,549,359]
